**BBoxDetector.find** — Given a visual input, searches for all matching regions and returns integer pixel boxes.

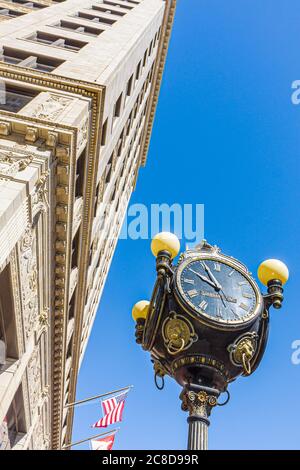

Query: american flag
[92,392,127,428]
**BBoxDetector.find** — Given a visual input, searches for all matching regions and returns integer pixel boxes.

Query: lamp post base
[187,415,209,450]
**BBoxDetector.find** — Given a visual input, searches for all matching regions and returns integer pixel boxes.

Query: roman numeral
[214,263,221,272]
[242,292,252,299]
[238,281,248,286]
[188,289,198,298]
[199,300,208,311]
[216,306,223,318]
[184,278,195,285]
[228,269,235,277]
[239,302,249,311]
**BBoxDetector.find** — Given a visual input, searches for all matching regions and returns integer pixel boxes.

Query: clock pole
[180,384,219,450]
[131,232,289,450]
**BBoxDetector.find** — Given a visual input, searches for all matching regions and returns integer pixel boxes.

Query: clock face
[176,258,259,326]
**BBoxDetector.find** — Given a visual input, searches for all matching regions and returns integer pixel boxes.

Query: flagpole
[64,385,133,409]
[62,428,119,449]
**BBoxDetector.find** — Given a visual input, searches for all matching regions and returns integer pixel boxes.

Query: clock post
[132,232,289,450]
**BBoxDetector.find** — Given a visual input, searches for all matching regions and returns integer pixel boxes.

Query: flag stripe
[92,391,128,429]
[92,400,125,428]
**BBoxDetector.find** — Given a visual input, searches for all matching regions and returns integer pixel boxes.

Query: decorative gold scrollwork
[180,389,218,418]
[228,332,258,375]
[162,312,197,356]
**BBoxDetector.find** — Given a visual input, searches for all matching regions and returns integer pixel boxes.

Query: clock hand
[188,268,218,289]
[200,261,222,290]
[218,290,227,308]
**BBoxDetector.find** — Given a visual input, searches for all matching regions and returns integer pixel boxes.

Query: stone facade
[0,0,176,449]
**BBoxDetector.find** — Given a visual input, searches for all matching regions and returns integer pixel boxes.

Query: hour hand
[189,269,217,289]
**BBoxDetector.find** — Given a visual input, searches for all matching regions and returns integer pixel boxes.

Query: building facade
[0,0,176,450]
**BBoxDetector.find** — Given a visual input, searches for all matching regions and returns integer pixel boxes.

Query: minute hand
[201,262,222,290]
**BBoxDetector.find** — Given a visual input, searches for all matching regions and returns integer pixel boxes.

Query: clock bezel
[174,252,263,330]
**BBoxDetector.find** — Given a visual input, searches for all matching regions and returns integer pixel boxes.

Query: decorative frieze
[27,346,42,418]
[18,225,39,340]
[29,94,73,122]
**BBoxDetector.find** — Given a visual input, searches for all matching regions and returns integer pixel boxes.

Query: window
[148,40,153,57]
[113,93,123,118]
[0,47,64,72]
[9,0,46,9]
[53,20,103,37]
[92,5,126,16]
[0,9,24,18]
[75,150,85,197]
[105,154,113,183]
[0,264,19,367]
[103,1,133,10]
[101,118,108,146]
[75,11,116,25]
[71,230,80,269]
[0,83,38,113]
[142,49,147,67]
[126,74,133,98]
[26,32,87,51]
[5,385,26,449]
[135,60,141,81]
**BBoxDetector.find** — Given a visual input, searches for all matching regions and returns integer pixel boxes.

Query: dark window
[5,385,26,449]
[92,5,126,16]
[126,74,133,97]
[101,118,108,146]
[105,154,113,183]
[0,9,24,18]
[0,47,64,72]
[75,151,85,198]
[54,20,103,37]
[135,61,141,81]
[26,32,87,51]
[113,93,123,118]
[75,11,116,25]
[142,50,147,67]
[104,1,133,10]
[0,84,38,113]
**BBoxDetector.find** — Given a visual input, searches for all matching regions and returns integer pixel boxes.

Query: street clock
[132,233,289,450]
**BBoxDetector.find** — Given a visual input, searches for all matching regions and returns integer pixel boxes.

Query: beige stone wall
[0,0,176,450]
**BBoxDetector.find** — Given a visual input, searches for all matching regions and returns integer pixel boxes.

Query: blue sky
[72,0,300,449]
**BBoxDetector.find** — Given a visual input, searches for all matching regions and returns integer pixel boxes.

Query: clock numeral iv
[199,300,208,311]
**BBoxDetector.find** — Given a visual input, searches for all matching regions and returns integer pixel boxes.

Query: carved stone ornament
[31,94,73,121]
[19,226,39,339]
[31,171,50,216]
[77,117,89,151]
[27,346,42,418]
[39,309,49,327]
[0,150,33,182]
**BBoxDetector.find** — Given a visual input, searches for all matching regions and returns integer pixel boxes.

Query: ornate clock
[175,254,262,328]
[132,233,288,450]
